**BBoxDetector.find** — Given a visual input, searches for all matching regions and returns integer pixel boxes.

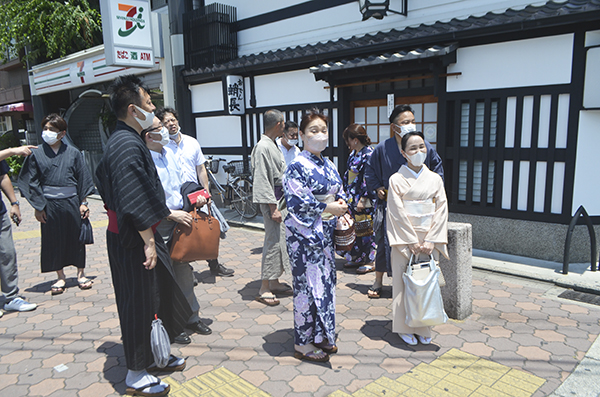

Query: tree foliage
[0,0,103,65]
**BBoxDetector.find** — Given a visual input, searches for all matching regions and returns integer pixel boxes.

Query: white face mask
[287,138,299,146]
[133,105,155,130]
[169,126,181,138]
[304,133,328,153]
[42,130,60,145]
[407,150,427,167]
[394,123,417,138]
[151,127,170,146]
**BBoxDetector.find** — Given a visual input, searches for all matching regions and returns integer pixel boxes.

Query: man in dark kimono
[364,104,444,299]
[18,114,95,294]
[95,75,192,397]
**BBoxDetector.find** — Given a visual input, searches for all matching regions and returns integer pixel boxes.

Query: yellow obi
[348,170,358,185]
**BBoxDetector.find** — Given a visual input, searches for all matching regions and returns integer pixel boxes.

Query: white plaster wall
[583,47,600,108]
[207,0,544,57]
[572,110,600,216]
[190,82,223,113]
[252,70,330,108]
[447,34,574,92]
[196,116,242,148]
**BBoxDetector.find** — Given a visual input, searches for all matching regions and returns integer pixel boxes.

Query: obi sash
[315,194,335,221]
[106,206,159,235]
[403,198,435,230]
[42,185,77,199]
[347,170,358,185]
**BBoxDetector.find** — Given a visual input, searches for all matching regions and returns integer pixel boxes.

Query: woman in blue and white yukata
[283,109,348,363]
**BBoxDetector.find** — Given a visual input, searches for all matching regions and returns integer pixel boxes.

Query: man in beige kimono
[386,131,448,346]
[251,109,292,306]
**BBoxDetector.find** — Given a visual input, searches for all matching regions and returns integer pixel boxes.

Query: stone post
[438,222,472,320]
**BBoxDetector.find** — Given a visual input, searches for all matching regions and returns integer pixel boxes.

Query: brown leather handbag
[170,207,220,262]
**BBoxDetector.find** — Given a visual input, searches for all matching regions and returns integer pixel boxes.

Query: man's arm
[0,146,36,162]
[196,163,209,191]
[0,173,21,223]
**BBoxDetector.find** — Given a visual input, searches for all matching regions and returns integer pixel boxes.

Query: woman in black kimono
[18,114,95,294]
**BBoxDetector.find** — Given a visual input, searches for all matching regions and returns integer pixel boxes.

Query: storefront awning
[309,43,458,75]
[0,102,33,114]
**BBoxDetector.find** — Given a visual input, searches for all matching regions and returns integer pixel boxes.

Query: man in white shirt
[276,121,300,165]
[157,107,234,278]
[143,117,213,342]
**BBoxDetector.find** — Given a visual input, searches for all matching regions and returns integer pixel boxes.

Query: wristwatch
[81,201,89,206]
[11,200,19,206]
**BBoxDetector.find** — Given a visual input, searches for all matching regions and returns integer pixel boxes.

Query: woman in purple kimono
[340,124,376,276]
[283,109,347,362]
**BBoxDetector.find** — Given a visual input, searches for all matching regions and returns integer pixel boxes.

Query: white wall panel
[195,116,241,147]
[538,95,551,148]
[551,162,565,215]
[517,161,529,211]
[505,97,517,148]
[534,162,547,213]
[520,96,533,148]
[556,94,570,149]
[252,70,330,108]
[572,110,600,216]
[190,82,223,113]
[447,35,573,92]
[583,47,600,108]
[502,160,513,210]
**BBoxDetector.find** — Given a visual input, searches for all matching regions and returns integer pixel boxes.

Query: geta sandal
[255,292,280,306]
[356,264,375,274]
[51,280,66,295]
[125,381,170,396]
[314,341,338,354]
[294,349,329,362]
[77,277,93,290]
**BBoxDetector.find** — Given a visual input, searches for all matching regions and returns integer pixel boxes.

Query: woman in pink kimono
[386,131,448,346]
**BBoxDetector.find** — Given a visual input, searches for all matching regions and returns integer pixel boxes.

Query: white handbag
[403,254,448,328]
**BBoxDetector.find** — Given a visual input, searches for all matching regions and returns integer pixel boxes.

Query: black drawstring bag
[79,218,94,245]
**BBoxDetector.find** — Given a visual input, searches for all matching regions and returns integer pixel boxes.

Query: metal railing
[563,205,598,274]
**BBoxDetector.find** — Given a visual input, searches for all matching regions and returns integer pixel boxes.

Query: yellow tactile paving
[329,348,546,397]
[164,367,272,397]
[12,219,108,240]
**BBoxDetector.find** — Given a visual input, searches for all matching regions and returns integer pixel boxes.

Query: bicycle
[205,156,259,219]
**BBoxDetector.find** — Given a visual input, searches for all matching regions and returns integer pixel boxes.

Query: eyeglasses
[143,125,163,134]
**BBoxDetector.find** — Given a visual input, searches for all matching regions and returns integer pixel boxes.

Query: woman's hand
[169,210,192,227]
[420,241,434,256]
[409,243,420,256]
[356,199,365,213]
[326,199,348,217]
[35,209,47,224]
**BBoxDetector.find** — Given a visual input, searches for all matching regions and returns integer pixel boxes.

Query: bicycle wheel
[231,177,258,219]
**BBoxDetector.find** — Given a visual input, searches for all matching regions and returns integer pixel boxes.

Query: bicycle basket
[226,160,251,176]
[208,158,221,174]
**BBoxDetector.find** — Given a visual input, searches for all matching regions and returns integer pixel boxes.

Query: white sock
[126,370,167,392]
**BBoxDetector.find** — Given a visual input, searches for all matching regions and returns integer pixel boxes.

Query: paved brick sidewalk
[1,196,599,396]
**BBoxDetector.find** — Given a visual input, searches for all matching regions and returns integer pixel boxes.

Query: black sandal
[368,286,382,299]
[147,355,186,373]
